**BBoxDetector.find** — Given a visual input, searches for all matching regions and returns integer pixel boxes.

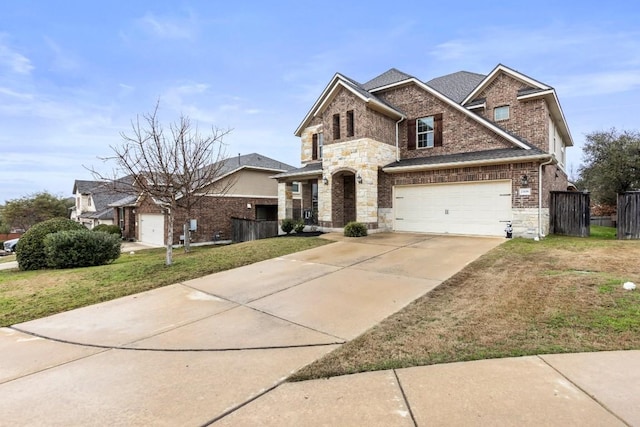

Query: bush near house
[294,219,305,233]
[16,218,86,270]
[281,218,295,234]
[44,230,121,269]
[93,224,122,237]
[344,221,368,237]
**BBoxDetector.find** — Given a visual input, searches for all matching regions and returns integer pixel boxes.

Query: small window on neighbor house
[346,110,354,137]
[417,116,435,148]
[291,182,300,192]
[333,113,340,140]
[494,105,510,121]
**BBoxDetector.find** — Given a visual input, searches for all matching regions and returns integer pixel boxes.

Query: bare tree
[90,102,232,265]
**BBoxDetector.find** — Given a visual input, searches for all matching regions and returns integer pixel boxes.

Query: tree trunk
[165,208,173,266]
[184,222,191,253]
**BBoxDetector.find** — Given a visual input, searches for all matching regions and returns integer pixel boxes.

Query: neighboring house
[112,153,295,246]
[70,179,135,229]
[275,64,573,238]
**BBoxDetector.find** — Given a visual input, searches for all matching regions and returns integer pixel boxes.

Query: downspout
[395,116,405,162]
[538,156,554,239]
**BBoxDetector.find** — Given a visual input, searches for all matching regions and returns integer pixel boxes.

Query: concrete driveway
[0,233,502,426]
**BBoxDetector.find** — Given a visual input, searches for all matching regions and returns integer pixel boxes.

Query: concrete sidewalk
[215,350,640,426]
[1,233,638,426]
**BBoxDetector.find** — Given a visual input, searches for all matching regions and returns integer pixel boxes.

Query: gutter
[538,156,555,239]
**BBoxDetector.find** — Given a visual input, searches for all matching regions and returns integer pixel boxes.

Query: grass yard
[0,237,331,327]
[291,226,640,381]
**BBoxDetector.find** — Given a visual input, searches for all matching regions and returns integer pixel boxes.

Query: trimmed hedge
[93,224,122,237]
[344,221,368,237]
[16,218,86,270]
[44,230,121,269]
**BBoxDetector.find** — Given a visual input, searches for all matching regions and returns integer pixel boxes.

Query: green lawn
[0,237,331,327]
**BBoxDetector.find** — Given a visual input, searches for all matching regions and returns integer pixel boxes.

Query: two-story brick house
[275,64,573,238]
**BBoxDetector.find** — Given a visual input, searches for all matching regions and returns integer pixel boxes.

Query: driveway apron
[0,233,502,426]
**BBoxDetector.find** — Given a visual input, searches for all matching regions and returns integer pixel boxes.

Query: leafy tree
[90,102,232,266]
[578,129,640,205]
[3,192,72,231]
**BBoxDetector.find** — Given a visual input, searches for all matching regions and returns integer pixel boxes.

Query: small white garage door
[139,214,165,246]
[394,180,512,236]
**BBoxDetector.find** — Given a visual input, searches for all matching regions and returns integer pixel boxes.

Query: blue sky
[1,1,639,202]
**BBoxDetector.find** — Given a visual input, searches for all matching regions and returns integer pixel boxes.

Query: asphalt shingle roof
[425,71,486,103]
[215,153,296,176]
[362,68,414,91]
[272,162,323,179]
[383,147,546,170]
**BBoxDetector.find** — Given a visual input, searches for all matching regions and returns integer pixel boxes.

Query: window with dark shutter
[333,114,340,140]
[346,110,354,137]
[407,119,416,150]
[312,134,318,160]
[434,113,443,147]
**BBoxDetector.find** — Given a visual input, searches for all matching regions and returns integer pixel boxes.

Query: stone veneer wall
[319,138,397,228]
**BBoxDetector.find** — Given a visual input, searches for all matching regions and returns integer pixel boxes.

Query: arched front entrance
[331,170,356,227]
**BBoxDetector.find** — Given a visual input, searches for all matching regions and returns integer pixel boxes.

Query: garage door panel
[394,181,512,237]
[139,214,165,246]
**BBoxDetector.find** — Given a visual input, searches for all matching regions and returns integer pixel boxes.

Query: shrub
[281,218,295,234]
[294,219,306,233]
[344,221,368,237]
[93,224,122,237]
[16,218,86,270]
[44,230,121,269]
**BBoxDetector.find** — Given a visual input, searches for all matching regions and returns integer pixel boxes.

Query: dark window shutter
[407,119,416,150]
[434,113,443,147]
[312,134,318,160]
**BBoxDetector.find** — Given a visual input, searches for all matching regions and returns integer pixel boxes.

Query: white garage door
[394,180,512,236]
[139,214,165,246]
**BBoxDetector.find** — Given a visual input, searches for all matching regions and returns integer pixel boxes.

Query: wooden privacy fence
[231,218,278,243]
[549,191,590,237]
[617,192,640,239]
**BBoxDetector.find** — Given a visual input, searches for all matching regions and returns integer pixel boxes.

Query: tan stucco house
[274,64,573,238]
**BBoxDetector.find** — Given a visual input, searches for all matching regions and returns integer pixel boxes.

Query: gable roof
[294,73,405,136]
[362,68,414,91]
[425,71,486,103]
[461,64,573,147]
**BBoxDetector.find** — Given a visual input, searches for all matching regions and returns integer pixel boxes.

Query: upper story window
[417,117,434,148]
[407,113,443,150]
[312,133,323,160]
[291,182,300,193]
[346,110,354,137]
[333,113,341,140]
[494,105,510,121]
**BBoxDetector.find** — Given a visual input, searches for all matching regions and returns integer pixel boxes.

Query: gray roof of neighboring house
[425,71,487,103]
[215,153,297,176]
[383,147,548,170]
[362,68,414,91]
[272,162,323,180]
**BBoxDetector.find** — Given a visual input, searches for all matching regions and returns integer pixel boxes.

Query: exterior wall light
[521,174,528,186]
[356,174,363,184]
[323,177,329,185]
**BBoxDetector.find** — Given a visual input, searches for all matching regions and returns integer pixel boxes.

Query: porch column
[278,181,293,221]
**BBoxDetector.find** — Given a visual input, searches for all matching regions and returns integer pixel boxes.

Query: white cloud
[0,34,33,75]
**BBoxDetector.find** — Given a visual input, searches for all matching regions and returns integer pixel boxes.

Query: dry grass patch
[291,232,640,381]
